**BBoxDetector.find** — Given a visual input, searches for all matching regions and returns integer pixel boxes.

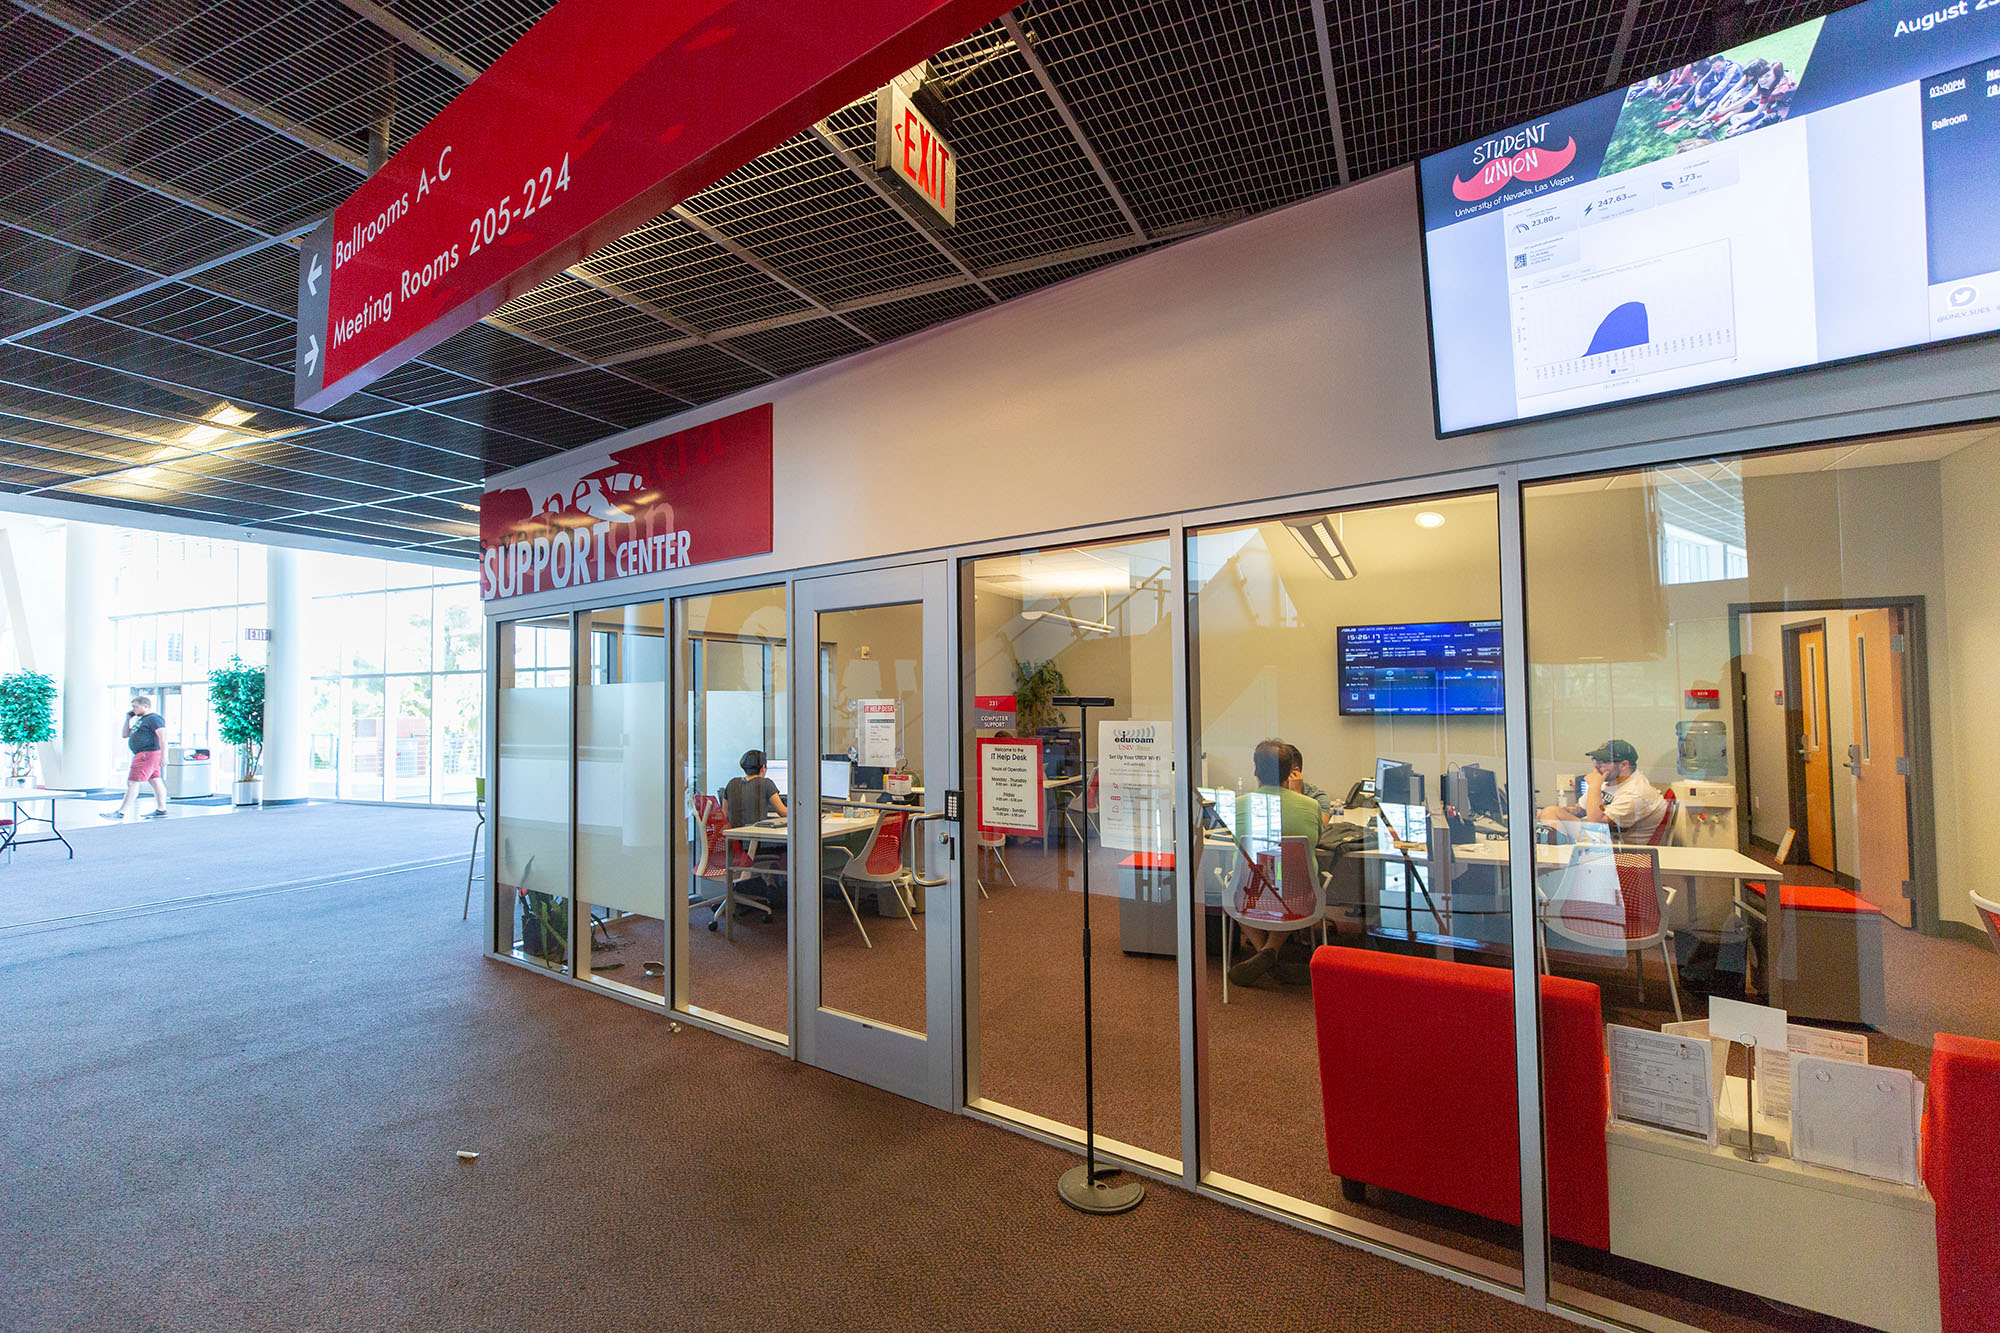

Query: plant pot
[233,777,263,807]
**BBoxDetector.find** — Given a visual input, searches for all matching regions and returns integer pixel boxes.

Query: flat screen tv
[1338,621,1503,716]
[1417,0,2000,436]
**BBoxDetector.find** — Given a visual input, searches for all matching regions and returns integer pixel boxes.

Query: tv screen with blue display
[1417,0,2000,435]
[1338,621,1504,716]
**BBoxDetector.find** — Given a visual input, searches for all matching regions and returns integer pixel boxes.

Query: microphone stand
[1052,695,1144,1215]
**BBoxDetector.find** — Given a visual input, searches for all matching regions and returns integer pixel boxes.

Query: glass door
[792,563,957,1107]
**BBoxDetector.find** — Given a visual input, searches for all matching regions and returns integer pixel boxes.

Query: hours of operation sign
[294,0,1015,411]
[977,738,1044,837]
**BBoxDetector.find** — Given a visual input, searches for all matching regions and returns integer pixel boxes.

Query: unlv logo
[1451,137,1579,202]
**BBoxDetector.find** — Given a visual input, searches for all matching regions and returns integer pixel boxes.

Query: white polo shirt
[1602,771,1668,843]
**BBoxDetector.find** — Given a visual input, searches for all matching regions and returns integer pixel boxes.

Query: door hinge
[1895,756,1910,776]
[1901,879,1915,901]
[1890,634,1906,653]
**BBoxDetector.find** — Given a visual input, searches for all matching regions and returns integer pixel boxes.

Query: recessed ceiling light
[180,424,225,446]
[208,404,253,426]
[1415,510,1446,528]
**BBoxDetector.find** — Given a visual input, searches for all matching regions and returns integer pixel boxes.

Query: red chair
[1923,1032,2000,1333]
[691,794,767,936]
[832,811,916,937]
[1970,890,2000,958]
[1311,948,1610,1249]
[1739,830,1886,1023]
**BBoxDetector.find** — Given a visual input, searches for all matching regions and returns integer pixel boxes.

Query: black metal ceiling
[0,0,1855,560]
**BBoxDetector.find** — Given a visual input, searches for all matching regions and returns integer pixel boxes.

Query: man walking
[102,695,170,820]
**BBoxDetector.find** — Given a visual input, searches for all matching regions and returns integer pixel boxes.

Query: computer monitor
[1375,758,1422,808]
[820,757,851,803]
[1462,764,1504,822]
[853,764,885,793]
[1196,786,1235,833]
[765,758,789,796]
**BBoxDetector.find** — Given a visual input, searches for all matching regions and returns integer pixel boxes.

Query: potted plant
[1012,658,1070,735]
[0,669,56,786]
[208,657,265,806]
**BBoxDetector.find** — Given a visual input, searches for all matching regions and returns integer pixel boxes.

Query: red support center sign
[479,404,772,600]
[294,0,1012,411]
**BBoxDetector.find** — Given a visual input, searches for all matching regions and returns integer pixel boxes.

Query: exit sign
[244,628,271,642]
[876,80,956,226]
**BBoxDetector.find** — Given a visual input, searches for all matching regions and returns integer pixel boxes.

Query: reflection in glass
[1525,442,2000,1333]
[1189,495,1518,1282]
[817,604,926,1034]
[496,615,572,970]
[673,586,790,1039]
[964,537,1179,1163]
[576,602,667,1004]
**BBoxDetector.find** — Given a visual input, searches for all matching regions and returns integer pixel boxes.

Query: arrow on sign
[303,335,319,373]
[307,254,322,296]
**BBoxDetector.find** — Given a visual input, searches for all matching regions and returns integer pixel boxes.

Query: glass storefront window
[576,601,668,1005]
[1523,434,2000,1333]
[963,536,1180,1165]
[385,588,431,675]
[497,615,573,969]
[1188,494,1519,1283]
[673,585,790,1040]
[342,676,385,801]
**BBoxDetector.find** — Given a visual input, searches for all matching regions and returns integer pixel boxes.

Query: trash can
[163,745,212,799]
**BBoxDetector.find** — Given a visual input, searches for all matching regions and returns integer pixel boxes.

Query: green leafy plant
[0,669,57,782]
[1012,658,1070,735]
[208,657,266,782]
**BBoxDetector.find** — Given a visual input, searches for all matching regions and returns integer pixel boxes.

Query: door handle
[1845,743,1862,777]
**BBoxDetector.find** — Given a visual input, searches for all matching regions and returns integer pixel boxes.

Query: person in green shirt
[1229,739,1325,986]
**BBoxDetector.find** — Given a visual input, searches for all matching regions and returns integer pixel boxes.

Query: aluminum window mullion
[1170,518,1202,1189]
[1498,472,1550,1311]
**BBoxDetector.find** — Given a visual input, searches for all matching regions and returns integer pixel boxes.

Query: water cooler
[1675,780,1737,848]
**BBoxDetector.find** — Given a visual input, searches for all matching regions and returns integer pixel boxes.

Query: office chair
[834,810,919,935]
[460,776,486,920]
[1220,834,1328,1003]
[1062,767,1100,844]
[972,823,1012,898]
[1967,889,2000,960]
[1539,842,1681,1020]
[691,794,770,939]
[1645,789,1678,846]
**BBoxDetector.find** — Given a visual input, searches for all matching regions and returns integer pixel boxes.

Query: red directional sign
[295,0,1012,411]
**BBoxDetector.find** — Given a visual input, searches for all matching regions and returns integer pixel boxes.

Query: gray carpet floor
[2,804,1567,1333]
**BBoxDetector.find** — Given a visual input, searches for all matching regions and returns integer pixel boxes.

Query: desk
[721,812,878,868]
[1606,1076,1940,1333]
[0,788,76,859]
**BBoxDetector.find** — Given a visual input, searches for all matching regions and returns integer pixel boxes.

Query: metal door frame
[790,560,959,1108]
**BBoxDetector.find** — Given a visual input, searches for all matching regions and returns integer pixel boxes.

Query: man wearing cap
[1539,739,1668,843]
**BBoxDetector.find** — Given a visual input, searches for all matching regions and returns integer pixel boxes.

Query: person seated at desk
[1229,739,1325,987]
[1537,739,1666,843]
[1284,743,1333,822]
[724,749,788,905]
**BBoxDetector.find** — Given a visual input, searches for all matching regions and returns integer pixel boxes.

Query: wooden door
[1849,609,1913,927]
[1785,624,1837,873]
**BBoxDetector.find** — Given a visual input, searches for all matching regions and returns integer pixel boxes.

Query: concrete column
[263,546,311,803]
[58,522,111,790]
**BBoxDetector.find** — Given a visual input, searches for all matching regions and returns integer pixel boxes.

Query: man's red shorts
[129,750,163,782]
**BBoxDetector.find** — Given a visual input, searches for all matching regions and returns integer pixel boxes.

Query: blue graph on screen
[1584,301,1650,356]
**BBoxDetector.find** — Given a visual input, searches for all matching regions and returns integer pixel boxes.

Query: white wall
[489,164,2000,610]
[487,163,2000,930]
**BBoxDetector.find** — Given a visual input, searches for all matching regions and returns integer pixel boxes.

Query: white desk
[1606,1076,1939,1333]
[722,812,878,862]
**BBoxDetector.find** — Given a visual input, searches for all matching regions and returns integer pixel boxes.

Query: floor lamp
[1052,694,1145,1215]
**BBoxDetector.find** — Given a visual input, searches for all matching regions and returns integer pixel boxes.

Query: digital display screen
[1338,621,1504,715]
[1417,0,2000,435]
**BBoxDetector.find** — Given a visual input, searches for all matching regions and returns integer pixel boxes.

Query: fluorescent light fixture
[1283,514,1357,580]
[1415,510,1446,528]
[180,424,226,446]
[207,404,253,426]
[1020,609,1112,634]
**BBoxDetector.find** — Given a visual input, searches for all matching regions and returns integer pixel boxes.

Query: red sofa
[1310,947,1610,1249]
[1925,1031,2000,1333]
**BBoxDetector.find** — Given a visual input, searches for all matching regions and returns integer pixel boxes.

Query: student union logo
[1451,136,1579,202]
